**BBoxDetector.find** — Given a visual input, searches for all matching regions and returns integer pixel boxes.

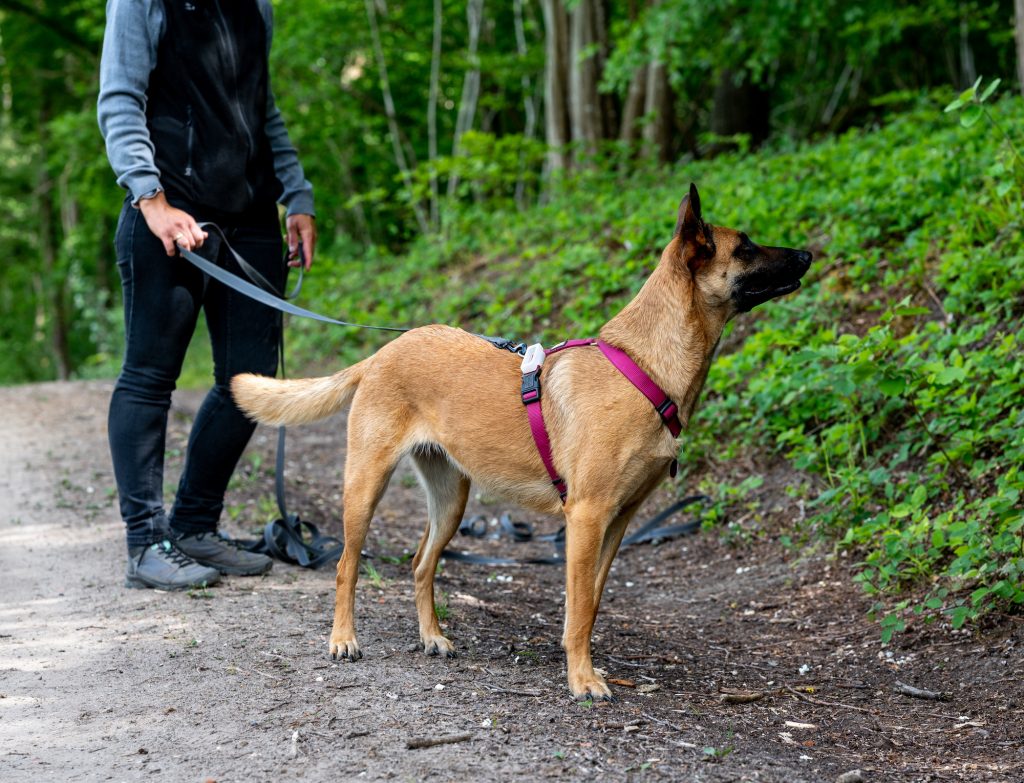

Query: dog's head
[673,183,812,316]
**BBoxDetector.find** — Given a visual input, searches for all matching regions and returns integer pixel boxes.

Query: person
[98,0,317,590]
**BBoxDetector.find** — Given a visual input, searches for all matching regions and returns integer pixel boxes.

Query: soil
[1,380,1021,782]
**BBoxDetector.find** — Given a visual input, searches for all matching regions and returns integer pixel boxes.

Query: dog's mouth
[732,249,812,312]
[733,277,803,312]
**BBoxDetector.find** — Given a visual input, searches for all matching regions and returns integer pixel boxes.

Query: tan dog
[231,184,811,701]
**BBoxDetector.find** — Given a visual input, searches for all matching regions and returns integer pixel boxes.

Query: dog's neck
[598,247,726,427]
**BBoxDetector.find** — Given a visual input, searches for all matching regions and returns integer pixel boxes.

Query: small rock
[836,771,865,783]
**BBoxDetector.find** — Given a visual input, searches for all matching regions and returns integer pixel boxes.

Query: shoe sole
[124,573,221,590]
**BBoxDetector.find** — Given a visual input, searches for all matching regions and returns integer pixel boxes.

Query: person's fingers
[161,235,176,256]
[286,222,300,266]
[173,226,194,252]
[188,222,206,249]
[301,225,316,270]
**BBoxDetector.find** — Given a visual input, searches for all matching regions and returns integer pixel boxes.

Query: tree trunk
[711,68,770,150]
[37,97,71,380]
[541,0,570,172]
[38,180,71,380]
[958,18,976,88]
[568,0,601,156]
[619,64,647,142]
[641,60,672,161]
[1015,0,1024,97]
[513,0,538,209]
[427,0,442,227]
[447,0,484,198]
[363,0,430,235]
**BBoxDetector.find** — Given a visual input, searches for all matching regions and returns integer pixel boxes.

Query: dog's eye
[734,234,758,261]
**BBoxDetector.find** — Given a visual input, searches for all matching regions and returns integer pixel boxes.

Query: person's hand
[286,213,316,270]
[138,192,207,256]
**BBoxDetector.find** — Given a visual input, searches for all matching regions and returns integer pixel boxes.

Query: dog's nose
[796,250,812,269]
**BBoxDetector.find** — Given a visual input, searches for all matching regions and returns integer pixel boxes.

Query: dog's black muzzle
[732,248,813,312]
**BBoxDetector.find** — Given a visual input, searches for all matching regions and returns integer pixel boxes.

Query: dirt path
[1,381,1021,782]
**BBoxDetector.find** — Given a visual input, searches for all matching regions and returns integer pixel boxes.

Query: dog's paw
[422,635,456,659]
[329,636,362,662]
[569,674,614,703]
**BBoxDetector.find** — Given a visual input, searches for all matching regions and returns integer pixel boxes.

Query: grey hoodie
[97,0,315,216]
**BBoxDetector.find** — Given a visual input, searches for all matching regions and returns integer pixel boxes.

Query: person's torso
[146,0,281,213]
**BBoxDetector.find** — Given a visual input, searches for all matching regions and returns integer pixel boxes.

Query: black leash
[441,495,709,567]
[175,227,710,570]
[178,224,410,333]
[179,227,346,568]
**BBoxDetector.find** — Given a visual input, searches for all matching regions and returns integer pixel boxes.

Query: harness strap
[517,338,683,504]
[521,369,568,501]
[596,340,682,437]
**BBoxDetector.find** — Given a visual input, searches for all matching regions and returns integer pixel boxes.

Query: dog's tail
[231,358,371,426]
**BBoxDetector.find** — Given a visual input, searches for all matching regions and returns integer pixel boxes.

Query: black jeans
[108,198,285,549]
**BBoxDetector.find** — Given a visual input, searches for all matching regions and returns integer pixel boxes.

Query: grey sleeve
[260,2,316,217]
[97,0,165,205]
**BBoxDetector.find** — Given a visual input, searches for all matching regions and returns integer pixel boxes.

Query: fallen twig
[895,680,952,702]
[406,734,472,750]
[481,684,542,697]
[784,684,890,717]
[718,689,764,704]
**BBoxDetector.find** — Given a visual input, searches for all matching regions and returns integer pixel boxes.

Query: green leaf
[944,96,966,113]
[949,605,972,629]
[911,484,927,508]
[925,597,943,610]
[935,365,967,385]
[878,375,905,397]
[979,78,1001,103]
[960,104,983,128]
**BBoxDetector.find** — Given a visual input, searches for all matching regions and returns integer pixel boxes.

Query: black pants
[108,198,284,549]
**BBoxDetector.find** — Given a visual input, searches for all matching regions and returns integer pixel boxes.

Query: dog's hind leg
[562,500,618,702]
[410,449,470,658]
[329,442,399,662]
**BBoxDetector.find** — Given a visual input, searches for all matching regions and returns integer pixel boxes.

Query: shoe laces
[151,539,200,568]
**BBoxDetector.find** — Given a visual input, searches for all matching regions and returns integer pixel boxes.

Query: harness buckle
[520,343,545,375]
[521,369,541,405]
[656,398,679,424]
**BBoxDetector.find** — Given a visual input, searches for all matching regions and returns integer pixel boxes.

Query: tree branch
[0,0,97,57]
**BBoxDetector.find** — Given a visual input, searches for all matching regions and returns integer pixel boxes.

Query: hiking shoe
[125,540,222,590]
[173,531,273,576]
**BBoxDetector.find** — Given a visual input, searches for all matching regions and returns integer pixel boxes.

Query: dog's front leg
[562,501,617,701]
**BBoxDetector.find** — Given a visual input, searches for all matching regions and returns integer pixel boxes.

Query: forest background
[1,0,1023,636]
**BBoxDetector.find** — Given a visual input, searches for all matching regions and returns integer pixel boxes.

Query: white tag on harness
[520,343,545,375]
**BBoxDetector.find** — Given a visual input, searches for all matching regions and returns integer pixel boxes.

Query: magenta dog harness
[519,339,682,502]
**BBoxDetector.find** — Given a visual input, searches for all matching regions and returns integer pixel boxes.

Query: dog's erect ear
[674,183,715,273]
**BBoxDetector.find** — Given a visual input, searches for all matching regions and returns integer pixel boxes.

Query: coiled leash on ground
[176,226,710,570]
[441,494,708,567]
